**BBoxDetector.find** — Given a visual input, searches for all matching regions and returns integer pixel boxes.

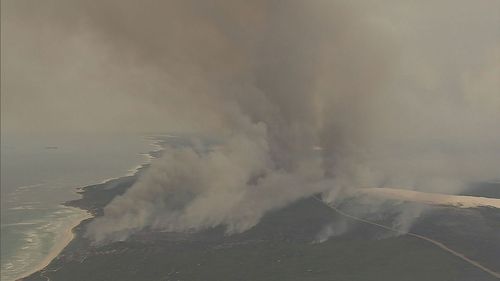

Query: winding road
[312,196,500,280]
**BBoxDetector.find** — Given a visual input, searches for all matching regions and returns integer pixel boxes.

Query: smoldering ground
[3,0,499,243]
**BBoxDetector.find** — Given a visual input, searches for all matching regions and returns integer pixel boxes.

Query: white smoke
[87,112,334,242]
[86,0,499,242]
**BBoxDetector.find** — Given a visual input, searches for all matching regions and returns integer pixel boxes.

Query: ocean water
[0,134,156,281]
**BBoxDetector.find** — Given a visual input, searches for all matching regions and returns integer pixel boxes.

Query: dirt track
[312,196,500,280]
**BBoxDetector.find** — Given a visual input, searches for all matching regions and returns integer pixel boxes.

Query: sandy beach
[17,209,92,281]
[14,137,162,281]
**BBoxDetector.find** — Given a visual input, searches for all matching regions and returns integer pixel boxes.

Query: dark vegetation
[23,173,499,281]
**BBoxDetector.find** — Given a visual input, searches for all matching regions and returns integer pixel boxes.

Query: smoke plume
[3,0,499,242]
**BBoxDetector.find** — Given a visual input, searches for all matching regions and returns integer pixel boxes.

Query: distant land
[21,138,500,281]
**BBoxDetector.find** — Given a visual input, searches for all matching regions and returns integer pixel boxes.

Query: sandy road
[312,196,500,280]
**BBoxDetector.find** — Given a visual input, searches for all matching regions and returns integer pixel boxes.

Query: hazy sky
[2,0,499,135]
[2,0,499,242]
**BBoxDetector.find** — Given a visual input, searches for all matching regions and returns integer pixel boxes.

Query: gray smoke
[82,0,400,242]
[3,0,499,243]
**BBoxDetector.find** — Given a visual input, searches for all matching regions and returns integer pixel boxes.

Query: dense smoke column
[5,0,498,242]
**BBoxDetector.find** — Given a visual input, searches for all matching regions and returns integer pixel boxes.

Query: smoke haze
[2,0,499,242]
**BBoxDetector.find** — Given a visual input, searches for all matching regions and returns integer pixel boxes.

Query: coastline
[17,169,146,281]
[16,137,163,281]
[17,209,92,281]
[15,174,134,281]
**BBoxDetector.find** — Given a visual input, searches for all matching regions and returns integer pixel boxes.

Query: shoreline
[16,137,163,281]
[17,209,93,281]
[17,170,144,281]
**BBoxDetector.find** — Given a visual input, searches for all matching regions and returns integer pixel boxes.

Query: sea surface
[0,133,156,281]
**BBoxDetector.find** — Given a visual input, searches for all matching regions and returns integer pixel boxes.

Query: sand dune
[357,188,500,209]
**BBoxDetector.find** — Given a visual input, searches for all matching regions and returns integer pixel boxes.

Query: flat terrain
[22,173,500,281]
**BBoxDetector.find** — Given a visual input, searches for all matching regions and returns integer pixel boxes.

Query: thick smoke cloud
[81,0,401,242]
[3,0,499,242]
